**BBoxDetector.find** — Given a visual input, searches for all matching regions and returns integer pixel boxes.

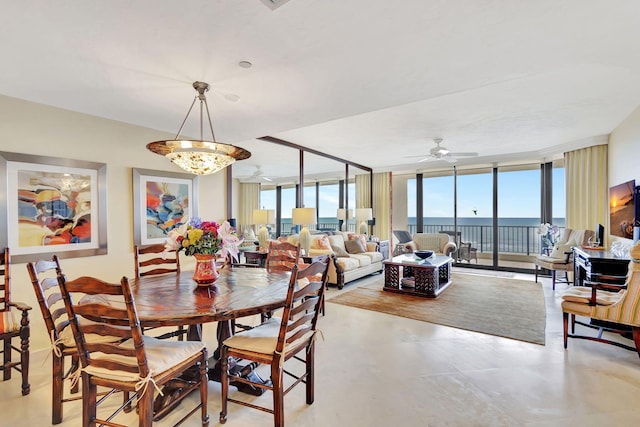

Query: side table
[243,250,267,268]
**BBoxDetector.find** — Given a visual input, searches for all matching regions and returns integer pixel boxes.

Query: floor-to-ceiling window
[406,160,565,271]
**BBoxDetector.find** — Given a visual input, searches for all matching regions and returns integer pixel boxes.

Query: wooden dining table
[130,267,292,417]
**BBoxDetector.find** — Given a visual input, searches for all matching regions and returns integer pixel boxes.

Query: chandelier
[147,81,251,175]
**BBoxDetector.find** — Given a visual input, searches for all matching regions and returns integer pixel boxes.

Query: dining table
[130,267,292,418]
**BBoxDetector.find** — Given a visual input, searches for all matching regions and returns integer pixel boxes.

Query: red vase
[192,253,219,285]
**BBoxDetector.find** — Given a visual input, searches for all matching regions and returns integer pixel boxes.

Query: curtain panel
[238,183,261,235]
[565,144,608,241]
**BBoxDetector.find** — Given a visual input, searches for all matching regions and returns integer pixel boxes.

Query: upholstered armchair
[562,242,640,356]
[535,228,595,290]
[405,233,457,257]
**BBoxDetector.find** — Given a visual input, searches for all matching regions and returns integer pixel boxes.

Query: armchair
[535,228,594,290]
[405,233,457,257]
[562,243,640,356]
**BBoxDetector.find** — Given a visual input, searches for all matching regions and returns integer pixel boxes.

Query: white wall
[1,95,227,350]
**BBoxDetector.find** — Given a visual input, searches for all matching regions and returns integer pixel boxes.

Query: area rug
[328,273,546,345]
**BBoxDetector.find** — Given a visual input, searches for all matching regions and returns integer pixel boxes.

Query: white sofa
[284,232,383,289]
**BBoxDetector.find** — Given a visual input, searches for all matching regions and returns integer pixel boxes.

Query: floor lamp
[292,207,316,256]
[356,208,373,235]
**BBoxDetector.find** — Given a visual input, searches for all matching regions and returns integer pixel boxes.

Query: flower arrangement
[164,217,242,261]
[537,223,560,249]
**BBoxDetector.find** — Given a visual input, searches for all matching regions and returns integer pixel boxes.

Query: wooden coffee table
[383,254,452,298]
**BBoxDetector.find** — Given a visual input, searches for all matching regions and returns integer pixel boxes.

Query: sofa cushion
[335,256,361,271]
[362,251,383,263]
[349,253,372,267]
[345,239,366,254]
[348,234,367,249]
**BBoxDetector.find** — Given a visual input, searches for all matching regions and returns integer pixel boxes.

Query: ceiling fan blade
[262,176,273,182]
[417,157,435,163]
[444,156,458,163]
[448,152,478,157]
[405,154,430,158]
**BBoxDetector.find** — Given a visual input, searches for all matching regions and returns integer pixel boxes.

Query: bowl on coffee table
[414,250,434,260]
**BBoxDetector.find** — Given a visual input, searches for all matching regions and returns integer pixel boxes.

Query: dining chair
[219,257,330,427]
[134,243,185,340]
[27,256,79,423]
[57,273,209,427]
[28,255,131,424]
[134,243,180,277]
[266,240,301,273]
[1,247,31,396]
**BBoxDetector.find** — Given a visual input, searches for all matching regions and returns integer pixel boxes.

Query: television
[609,179,635,239]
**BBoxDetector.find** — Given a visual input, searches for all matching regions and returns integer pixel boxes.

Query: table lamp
[253,209,275,250]
[337,208,352,231]
[356,208,373,235]
[292,207,316,255]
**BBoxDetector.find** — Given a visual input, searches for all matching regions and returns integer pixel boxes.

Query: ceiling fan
[244,165,274,182]
[408,138,479,163]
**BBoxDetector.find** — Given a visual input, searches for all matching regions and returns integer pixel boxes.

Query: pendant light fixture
[147,81,251,175]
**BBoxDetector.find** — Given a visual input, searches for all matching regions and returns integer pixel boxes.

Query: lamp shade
[264,209,275,225]
[356,208,373,221]
[337,208,352,220]
[292,208,316,226]
[253,209,268,225]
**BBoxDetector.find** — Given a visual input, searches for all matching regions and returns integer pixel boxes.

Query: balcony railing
[408,224,559,256]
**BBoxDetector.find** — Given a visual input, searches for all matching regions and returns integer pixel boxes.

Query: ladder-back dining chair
[266,240,301,273]
[27,256,77,423]
[57,273,209,427]
[28,255,130,424]
[134,243,185,340]
[219,257,330,427]
[1,247,31,396]
[134,243,180,277]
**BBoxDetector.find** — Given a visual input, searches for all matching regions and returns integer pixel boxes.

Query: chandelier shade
[147,81,250,175]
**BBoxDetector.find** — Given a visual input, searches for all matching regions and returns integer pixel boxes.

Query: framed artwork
[609,179,635,239]
[0,151,107,263]
[133,168,198,246]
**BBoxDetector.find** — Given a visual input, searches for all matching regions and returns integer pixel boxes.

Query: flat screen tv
[609,179,635,239]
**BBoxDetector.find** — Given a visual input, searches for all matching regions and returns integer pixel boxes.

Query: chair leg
[633,327,640,359]
[84,376,97,427]
[52,354,64,424]
[551,270,557,290]
[3,338,10,381]
[306,342,315,405]
[219,350,229,424]
[534,265,539,283]
[19,320,30,395]
[137,384,154,427]
[199,353,209,426]
[271,358,285,427]
[563,312,569,349]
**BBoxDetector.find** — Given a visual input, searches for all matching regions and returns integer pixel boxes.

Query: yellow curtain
[355,173,370,208]
[238,183,260,234]
[373,172,391,241]
[565,144,608,239]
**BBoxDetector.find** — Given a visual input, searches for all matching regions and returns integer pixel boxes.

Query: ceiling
[2,1,640,183]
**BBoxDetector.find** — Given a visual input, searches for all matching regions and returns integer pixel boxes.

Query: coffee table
[383,254,453,298]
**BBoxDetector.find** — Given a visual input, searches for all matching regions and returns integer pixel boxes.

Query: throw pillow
[345,239,366,254]
[317,235,331,250]
[331,244,350,257]
[349,234,368,250]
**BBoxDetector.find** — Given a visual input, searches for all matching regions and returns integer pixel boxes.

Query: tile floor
[2,269,640,426]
